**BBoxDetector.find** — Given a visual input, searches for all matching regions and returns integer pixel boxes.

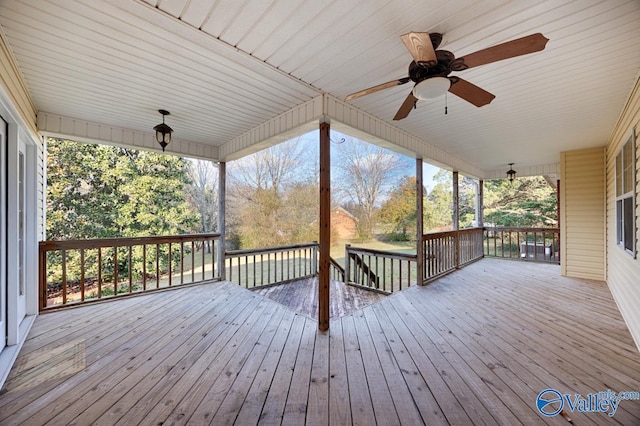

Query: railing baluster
[238,256,247,285]
[128,246,132,293]
[168,242,172,287]
[80,248,85,302]
[191,241,195,283]
[111,247,117,296]
[482,227,559,264]
[201,240,206,281]
[143,245,147,291]
[252,255,256,288]
[98,248,102,298]
[211,239,216,279]
[40,249,47,309]
[61,249,67,305]
[260,254,264,286]
[155,244,160,289]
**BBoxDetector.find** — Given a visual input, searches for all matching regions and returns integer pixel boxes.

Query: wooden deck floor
[254,278,386,319]
[2,259,640,425]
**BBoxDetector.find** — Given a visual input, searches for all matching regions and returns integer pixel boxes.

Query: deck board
[255,278,386,320]
[2,259,640,425]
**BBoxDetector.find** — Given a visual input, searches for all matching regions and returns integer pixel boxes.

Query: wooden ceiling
[1,0,639,175]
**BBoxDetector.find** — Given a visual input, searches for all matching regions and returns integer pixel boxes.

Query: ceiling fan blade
[345,77,411,101]
[457,33,549,69]
[400,32,437,68]
[393,92,418,120]
[448,77,495,107]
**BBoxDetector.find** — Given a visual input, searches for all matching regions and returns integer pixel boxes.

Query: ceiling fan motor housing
[408,50,468,84]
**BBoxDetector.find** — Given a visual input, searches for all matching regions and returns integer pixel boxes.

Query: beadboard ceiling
[1,0,639,174]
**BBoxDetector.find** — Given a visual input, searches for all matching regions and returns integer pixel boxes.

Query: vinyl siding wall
[0,29,36,135]
[606,75,640,351]
[0,28,44,240]
[560,147,606,280]
[0,27,42,386]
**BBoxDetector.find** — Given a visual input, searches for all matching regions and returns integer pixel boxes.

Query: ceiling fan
[345,32,549,120]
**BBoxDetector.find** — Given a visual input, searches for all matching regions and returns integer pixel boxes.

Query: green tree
[484,177,557,227]
[423,170,478,231]
[46,139,199,282]
[47,139,117,239]
[227,139,318,248]
[114,151,198,237]
[47,139,197,240]
[377,176,417,241]
[424,170,453,231]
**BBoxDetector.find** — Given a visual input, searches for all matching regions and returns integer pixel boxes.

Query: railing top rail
[483,226,559,232]
[346,245,417,262]
[225,242,318,257]
[422,227,483,241]
[329,257,345,275]
[39,233,222,251]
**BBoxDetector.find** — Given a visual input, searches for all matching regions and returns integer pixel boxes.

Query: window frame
[615,131,637,257]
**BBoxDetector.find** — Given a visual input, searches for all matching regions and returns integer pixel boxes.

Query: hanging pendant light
[506,163,517,182]
[153,109,173,152]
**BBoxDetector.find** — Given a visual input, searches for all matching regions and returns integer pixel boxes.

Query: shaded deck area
[2,259,640,425]
[254,278,386,319]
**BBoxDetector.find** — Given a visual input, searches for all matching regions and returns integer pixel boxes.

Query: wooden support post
[453,171,460,268]
[452,171,459,231]
[217,161,226,281]
[477,179,484,227]
[416,158,424,285]
[557,179,561,263]
[318,121,331,331]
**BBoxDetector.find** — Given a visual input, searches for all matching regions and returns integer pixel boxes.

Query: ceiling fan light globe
[413,77,451,100]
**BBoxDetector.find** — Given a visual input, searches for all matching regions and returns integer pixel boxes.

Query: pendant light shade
[506,163,517,182]
[154,109,173,152]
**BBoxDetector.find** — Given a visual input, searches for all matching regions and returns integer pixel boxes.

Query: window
[615,133,636,255]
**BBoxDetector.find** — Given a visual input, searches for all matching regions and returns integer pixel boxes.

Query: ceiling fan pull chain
[445,91,448,115]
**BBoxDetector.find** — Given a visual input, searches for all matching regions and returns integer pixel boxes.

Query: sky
[296,129,445,192]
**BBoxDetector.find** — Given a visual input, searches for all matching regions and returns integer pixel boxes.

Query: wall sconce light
[153,109,173,152]
[506,163,517,182]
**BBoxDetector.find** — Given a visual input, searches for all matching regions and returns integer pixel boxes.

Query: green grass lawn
[330,237,416,267]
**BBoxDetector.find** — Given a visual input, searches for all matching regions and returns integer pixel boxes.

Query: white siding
[0,28,35,135]
[0,29,41,387]
[37,113,218,162]
[220,95,487,179]
[560,147,606,280]
[606,74,640,351]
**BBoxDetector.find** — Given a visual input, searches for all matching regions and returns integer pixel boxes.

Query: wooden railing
[422,228,484,282]
[483,227,560,264]
[345,245,417,294]
[225,243,318,288]
[39,226,559,311]
[329,257,346,282]
[39,233,221,311]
